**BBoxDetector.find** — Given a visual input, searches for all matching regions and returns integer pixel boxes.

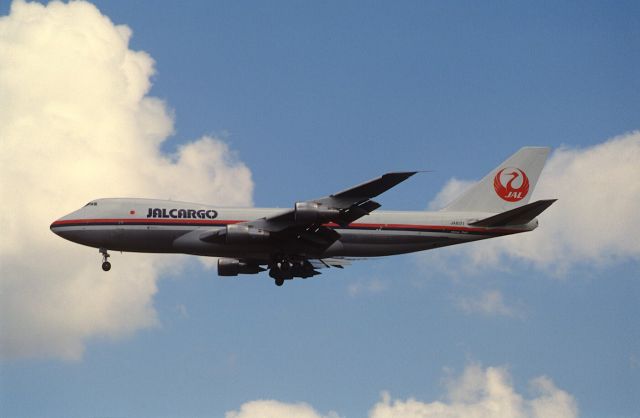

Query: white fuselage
[50,198,534,262]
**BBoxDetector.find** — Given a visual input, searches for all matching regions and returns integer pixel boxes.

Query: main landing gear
[100,248,111,271]
[268,257,318,286]
[269,258,292,287]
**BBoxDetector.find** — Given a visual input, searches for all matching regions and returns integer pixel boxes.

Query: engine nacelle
[294,201,340,223]
[225,224,270,244]
[217,258,264,276]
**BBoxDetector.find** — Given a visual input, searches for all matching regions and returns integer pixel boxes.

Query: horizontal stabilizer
[469,199,557,227]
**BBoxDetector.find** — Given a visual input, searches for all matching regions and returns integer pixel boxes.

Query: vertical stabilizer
[443,147,550,213]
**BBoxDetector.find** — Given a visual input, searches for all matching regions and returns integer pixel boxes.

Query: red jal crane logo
[493,167,529,202]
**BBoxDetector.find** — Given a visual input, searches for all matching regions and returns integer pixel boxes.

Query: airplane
[50,147,556,286]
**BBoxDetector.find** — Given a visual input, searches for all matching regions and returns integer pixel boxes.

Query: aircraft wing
[250,171,417,233]
[202,172,417,249]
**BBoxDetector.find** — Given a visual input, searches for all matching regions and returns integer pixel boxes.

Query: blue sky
[1,1,639,417]
[78,0,640,204]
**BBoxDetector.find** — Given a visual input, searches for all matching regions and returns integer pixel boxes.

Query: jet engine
[217,258,265,276]
[294,201,340,223]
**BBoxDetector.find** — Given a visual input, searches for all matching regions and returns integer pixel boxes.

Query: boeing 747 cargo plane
[51,147,555,286]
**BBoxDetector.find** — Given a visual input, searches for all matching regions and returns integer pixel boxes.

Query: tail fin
[443,147,550,213]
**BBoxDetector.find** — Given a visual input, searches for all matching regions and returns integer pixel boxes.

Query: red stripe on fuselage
[51,218,240,226]
[50,218,521,235]
[323,222,519,234]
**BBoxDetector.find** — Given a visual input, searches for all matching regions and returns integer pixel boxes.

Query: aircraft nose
[50,210,77,240]
[50,218,64,237]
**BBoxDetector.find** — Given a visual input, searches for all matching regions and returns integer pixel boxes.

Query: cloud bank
[0,0,252,360]
[226,364,577,418]
[426,132,640,274]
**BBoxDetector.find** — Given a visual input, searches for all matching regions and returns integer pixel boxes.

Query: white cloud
[225,400,340,418]
[368,364,577,418]
[455,290,519,318]
[226,364,577,418]
[0,0,253,360]
[424,132,640,274]
[428,178,475,211]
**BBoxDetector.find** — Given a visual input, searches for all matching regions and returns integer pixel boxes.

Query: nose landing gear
[100,248,111,271]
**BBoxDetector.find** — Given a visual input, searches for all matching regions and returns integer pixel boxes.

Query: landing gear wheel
[275,278,284,287]
[99,248,111,272]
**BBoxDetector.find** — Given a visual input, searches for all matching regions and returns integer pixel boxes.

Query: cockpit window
[84,201,98,207]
